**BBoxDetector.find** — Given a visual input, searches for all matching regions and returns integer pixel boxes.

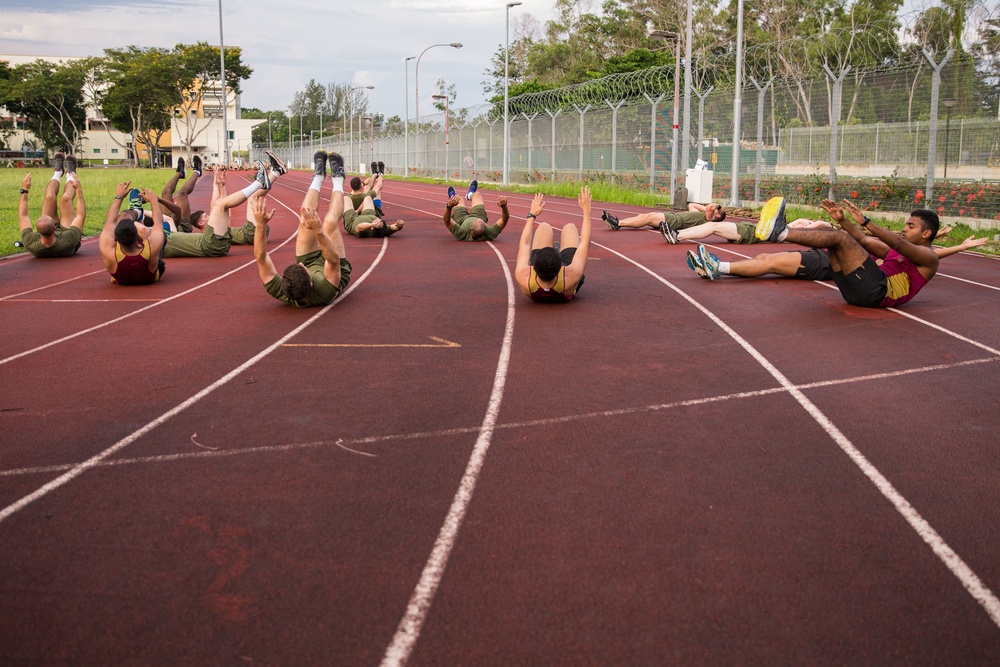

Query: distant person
[514,188,592,303]
[442,180,509,241]
[17,153,86,258]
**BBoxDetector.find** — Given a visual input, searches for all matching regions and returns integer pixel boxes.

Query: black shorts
[831,255,887,307]
[529,246,585,294]
[796,249,833,281]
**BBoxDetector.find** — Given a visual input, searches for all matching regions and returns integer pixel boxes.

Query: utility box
[685,168,714,204]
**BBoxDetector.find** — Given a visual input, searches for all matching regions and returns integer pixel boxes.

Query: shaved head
[35,215,56,236]
[471,219,488,240]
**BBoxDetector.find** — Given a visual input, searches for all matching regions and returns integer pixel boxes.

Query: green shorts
[264,251,352,307]
[662,210,708,231]
[731,222,760,244]
[230,221,267,245]
[162,225,232,258]
[22,225,82,258]
[344,208,380,237]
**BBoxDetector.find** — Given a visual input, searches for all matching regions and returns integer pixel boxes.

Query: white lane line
[0,270,105,301]
[0,187,307,368]
[4,298,162,303]
[595,240,1000,629]
[380,240,517,667]
[0,239,389,525]
[7,354,996,480]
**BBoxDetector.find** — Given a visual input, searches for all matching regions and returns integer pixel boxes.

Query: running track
[2,171,999,665]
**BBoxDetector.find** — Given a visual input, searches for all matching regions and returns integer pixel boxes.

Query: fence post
[822,63,850,201]
[694,86,714,162]
[923,47,955,204]
[546,109,561,180]
[645,94,666,191]
[486,118,498,174]
[606,100,625,174]
[524,113,537,174]
[749,76,772,203]
[574,105,589,179]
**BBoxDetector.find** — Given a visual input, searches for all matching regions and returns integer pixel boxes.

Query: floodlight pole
[218,0,230,166]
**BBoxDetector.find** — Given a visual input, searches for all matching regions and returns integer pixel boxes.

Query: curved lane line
[593,239,1000,629]
[380,240,517,667]
[0,238,389,525]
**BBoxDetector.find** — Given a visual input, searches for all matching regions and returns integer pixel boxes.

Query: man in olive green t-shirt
[17,153,86,258]
[442,181,509,242]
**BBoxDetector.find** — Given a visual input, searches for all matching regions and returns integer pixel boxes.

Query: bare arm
[565,187,592,291]
[99,181,131,272]
[443,195,460,231]
[141,188,165,272]
[251,196,278,283]
[514,194,545,296]
[18,173,32,231]
[496,196,510,232]
[934,235,989,259]
[821,199,889,258]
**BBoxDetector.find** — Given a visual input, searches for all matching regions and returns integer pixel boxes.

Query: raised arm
[141,188,165,272]
[99,181,131,272]
[17,173,32,231]
[70,179,86,230]
[443,195,461,231]
[250,195,278,283]
[496,196,510,232]
[514,194,545,295]
[820,199,888,257]
[934,235,989,259]
[565,187,592,290]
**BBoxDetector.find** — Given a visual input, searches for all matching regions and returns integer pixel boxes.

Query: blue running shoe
[466,179,478,200]
[659,220,679,244]
[127,188,143,210]
[448,185,456,199]
[255,160,271,189]
[686,249,708,278]
[697,244,722,281]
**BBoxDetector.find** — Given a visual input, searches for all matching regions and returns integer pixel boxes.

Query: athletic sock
[373,198,382,209]
[777,229,789,242]
[66,173,77,183]
[310,175,324,192]
[465,191,473,201]
[241,181,263,198]
[52,172,63,181]
[332,177,344,193]
[718,261,731,274]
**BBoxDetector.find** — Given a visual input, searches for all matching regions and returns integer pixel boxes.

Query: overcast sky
[0,0,556,120]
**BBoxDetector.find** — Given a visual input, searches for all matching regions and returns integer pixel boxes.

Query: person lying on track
[17,153,86,258]
[99,182,166,285]
[442,180,509,242]
[514,188,592,303]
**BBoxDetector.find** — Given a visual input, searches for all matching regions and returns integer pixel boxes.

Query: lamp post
[651,30,681,204]
[267,114,272,151]
[404,56,415,178]
[681,0,694,175]
[943,98,957,179]
[217,0,230,166]
[730,0,745,207]
[415,43,463,174]
[361,115,374,167]
[433,94,450,182]
[504,2,522,186]
[288,116,292,167]
[299,112,304,169]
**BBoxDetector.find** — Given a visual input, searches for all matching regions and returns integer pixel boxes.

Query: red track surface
[2,171,999,665]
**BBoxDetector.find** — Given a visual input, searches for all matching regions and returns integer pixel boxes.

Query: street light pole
[415,43,463,176]
[730,0,745,207]
[347,84,374,172]
[433,94,450,183]
[404,56,415,178]
[681,0,694,176]
[650,30,680,204]
[217,0,230,166]
[505,2,522,186]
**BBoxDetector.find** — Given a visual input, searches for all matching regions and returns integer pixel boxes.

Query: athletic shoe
[659,220,679,244]
[52,152,65,173]
[466,179,478,200]
[192,155,203,176]
[313,150,328,178]
[264,149,287,176]
[447,185,456,199]
[697,244,721,281]
[127,188,143,211]
[255,160,272,189]
[328,152,345,178]
[176,157,186,178]
[377,161,385,174]
[369,161,376,176]
[64,154,77,175]
[686,249,708,279]
[754,196,787,242]
[601,210,620,231]
[157,258,166,279]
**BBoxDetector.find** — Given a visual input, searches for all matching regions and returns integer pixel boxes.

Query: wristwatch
[527,213,537,219]
[861,215,871,227]
[19,188,28,194]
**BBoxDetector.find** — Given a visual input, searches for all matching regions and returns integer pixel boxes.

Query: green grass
[2,167,178,257]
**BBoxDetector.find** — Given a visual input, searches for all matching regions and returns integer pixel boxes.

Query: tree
[171,42,253,160]
[96,47,183,166]
[432,78,457,112]
[1,59,87,153]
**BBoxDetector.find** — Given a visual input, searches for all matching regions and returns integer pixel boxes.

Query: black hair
[114,217,138,246]
[531,247,562,282]
[281,264,312,302]
[910,209,940,241]
[350,176,362,191]
[191,210,206,227]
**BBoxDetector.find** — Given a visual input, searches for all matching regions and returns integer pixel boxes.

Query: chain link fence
[253,59,1000,223]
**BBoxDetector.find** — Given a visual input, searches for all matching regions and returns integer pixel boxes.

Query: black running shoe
[602,210,620,231]
[328,152,345,178]
[659,220,679,244]
[53,152,65,173]
[176,156,186,177]
[377,161,385,174]
[64,154,77,175]
[157,258,166,279]
[192,155,203,176]
[313,150,328,178]
[264,149,287,176]
[370,161,378,176]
